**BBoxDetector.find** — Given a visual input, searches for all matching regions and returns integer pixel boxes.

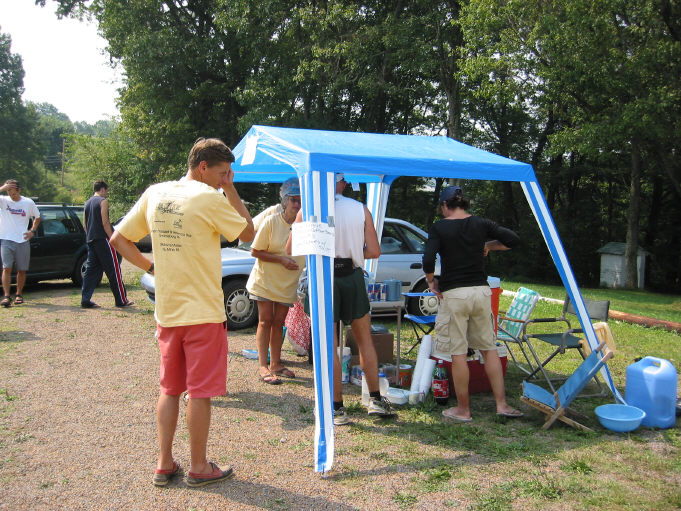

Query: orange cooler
[487,276,502,335]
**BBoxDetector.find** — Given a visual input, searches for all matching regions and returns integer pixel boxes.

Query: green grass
[365,282,680,510]
[501,280,681,323]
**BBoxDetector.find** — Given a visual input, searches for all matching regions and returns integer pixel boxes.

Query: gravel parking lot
[0,261,455,510]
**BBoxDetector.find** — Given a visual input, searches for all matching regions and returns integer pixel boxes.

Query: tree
[460,0,681,288]
[0,30,42,194]
[30,102,75,173]
[65,127,157,218]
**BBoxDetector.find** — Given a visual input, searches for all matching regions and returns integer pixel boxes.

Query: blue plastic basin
[595,404,646,433]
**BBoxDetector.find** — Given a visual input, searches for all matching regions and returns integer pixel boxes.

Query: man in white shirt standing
[0,179,41,307]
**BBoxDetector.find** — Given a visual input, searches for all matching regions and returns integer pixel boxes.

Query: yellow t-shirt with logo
[246,213,305,304]
[116,180,247,327]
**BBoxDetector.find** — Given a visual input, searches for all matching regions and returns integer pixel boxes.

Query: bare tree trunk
[624,142,641,288]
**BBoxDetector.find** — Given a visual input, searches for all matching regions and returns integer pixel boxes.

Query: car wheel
[407,279,439,316]
[223,279,258,330]
[71,253,87,287]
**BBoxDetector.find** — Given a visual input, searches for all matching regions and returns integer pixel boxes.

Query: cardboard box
[344,326,394,364]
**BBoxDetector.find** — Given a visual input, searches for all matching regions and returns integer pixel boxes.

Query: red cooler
[431,346,508,395]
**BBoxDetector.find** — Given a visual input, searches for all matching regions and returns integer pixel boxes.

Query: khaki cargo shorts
[433,285,496,356]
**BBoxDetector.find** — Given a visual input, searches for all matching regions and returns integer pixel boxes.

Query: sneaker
[367,396,397,417]
[333,407,350,426]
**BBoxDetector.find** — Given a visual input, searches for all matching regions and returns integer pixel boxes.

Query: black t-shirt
[84,195,108,242]
[422,215,519,292]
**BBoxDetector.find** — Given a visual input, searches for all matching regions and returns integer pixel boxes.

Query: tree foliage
[42,0,681,291]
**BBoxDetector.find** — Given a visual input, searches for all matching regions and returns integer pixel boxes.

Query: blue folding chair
[403,314,436,354]
[520,341,614,431]
[402,291,438,354]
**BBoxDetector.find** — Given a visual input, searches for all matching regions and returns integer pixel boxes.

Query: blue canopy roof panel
[232,125,536,184]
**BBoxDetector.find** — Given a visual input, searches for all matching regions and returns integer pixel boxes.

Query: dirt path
[0,263,448,511]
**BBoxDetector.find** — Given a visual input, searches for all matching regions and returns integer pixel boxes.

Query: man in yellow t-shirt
[111,138,254,488]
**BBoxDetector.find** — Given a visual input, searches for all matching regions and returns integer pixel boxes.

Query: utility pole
[61,138,65,185]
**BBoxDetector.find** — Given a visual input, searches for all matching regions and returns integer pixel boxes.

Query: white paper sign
[291,221,335,257]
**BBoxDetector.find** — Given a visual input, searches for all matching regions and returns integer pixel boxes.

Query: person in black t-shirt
[81,180,132,309]
[422,185,522,423]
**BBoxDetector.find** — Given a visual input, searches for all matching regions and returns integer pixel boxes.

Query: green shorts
[334,268,370,324]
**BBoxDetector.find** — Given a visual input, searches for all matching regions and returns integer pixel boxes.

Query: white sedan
[140,217,440,329]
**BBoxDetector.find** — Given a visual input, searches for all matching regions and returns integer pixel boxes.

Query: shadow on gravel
[25,299,151,315]
[213,391,316,431]
[0,330,41,343]
[165,478,362,510]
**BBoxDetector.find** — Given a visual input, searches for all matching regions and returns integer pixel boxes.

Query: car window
[380,224,410,254]
[396,224,426,253]
[39,208,78,236]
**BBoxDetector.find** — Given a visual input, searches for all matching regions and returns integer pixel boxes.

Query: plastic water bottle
[337,346,352,383]
[432,361,450,406]
[378,371,389,397]
[361,372,370,406]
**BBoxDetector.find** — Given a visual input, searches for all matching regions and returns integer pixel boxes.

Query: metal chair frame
[522,295,610,394]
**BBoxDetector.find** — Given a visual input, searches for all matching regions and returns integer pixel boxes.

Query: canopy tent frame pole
[521,180,624,403]
[363,180,392,278]
[300,169,337,473]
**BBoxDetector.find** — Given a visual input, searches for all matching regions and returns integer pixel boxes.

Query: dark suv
[0,203,88,286]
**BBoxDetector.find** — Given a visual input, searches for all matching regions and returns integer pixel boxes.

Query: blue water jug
[625,356,677,429]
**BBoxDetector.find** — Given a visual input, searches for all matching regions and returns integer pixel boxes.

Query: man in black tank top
[81,180,132,308]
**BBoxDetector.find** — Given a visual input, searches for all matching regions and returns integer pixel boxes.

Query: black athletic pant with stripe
[81,238,128,306]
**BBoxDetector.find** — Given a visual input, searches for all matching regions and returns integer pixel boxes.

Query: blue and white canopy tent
[231,125,624,473]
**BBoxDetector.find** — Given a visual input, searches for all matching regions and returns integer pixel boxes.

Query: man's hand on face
[220,165,235,190]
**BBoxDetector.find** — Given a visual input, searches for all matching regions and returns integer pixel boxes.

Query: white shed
[597,242,649,289]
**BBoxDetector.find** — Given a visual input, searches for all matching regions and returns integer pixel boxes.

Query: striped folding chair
[521,341,614,431]
[496,287,542,376]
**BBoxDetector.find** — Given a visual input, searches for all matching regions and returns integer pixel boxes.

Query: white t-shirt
[0,196,40,243]
[334,194,365,269]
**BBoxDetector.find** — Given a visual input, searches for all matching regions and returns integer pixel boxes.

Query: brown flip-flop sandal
[1,296,11,308]
[273,367,296,379]
[258,370,282,385]
[13,295,23,305]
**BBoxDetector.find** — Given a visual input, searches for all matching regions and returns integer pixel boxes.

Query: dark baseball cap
[439,185,463,203]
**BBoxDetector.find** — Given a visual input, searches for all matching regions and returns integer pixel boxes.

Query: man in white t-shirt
[0,180,41,307]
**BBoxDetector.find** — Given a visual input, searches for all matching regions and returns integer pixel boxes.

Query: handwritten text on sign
[291,222,335,257]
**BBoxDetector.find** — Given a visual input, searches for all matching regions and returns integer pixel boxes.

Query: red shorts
[156,322,228,398]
